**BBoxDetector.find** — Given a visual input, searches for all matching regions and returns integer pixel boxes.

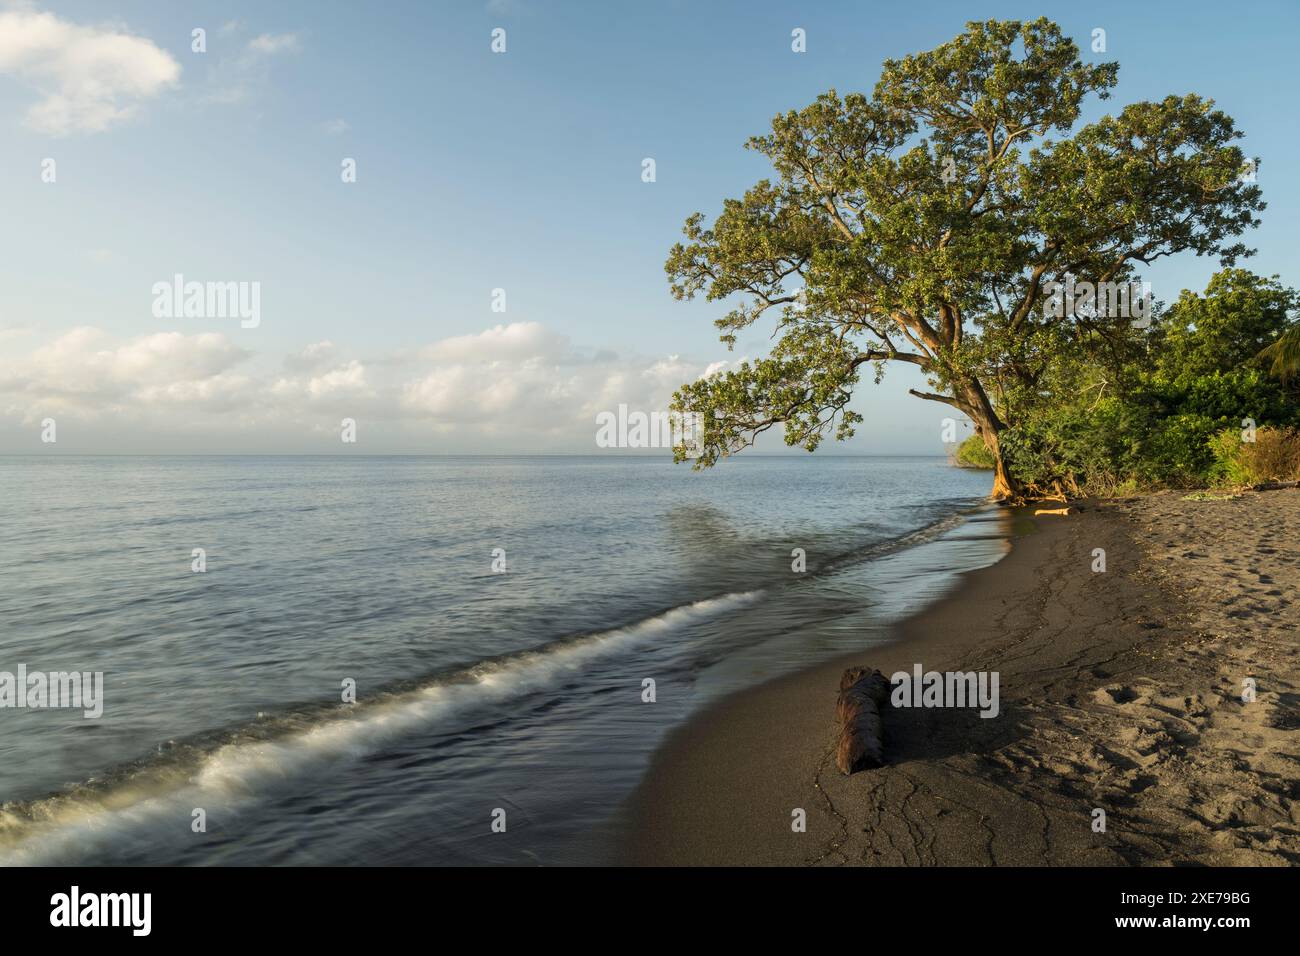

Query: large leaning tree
[665,18,1263,499]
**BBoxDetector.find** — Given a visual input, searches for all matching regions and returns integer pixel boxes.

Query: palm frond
[1257,326,1300,381]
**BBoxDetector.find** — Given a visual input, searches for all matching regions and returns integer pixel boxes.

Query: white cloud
[0,9,180,135]
[305,359,369,400]
[248,33,299,55]
[321,117,349,135]
[202,28,301,105]
[3,328,249,397]
[422,321,572,363]
[283,340,338,372]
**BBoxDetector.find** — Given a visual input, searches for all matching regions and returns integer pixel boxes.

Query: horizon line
[0,452,955,459]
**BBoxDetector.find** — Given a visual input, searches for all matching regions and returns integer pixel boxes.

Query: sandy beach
[619,490,1300,866]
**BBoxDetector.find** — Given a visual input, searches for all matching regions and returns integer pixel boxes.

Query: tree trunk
[960,380,1021,501]
[979,424,1020,501]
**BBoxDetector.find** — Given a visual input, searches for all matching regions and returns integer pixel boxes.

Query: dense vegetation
[957,268,1300,494]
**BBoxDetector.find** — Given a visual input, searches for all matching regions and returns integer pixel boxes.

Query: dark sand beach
[619,491,1300,866]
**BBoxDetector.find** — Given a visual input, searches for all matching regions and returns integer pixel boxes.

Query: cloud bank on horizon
[0,321,737,453]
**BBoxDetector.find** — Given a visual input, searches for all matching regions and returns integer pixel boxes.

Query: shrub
[1207,429,1252,486]
[1140,413,1220,487]
[953,434,996,469]
[1241,427,1300,482]
[1209,426,1300,485]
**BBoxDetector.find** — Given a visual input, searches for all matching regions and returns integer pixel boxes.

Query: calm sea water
[0,455,1007,865]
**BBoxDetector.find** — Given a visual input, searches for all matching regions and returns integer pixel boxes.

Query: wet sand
[618,491,1300,865]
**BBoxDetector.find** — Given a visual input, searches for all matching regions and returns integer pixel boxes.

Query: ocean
[0,455,1008,865]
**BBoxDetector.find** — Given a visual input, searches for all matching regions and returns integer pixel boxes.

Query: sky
[1,0,1296,454]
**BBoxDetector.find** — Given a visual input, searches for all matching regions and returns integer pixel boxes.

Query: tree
[665,18,1263,498]
[1157,270,1298,380]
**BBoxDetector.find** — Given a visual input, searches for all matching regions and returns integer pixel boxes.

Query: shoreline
[616,491,1299,865]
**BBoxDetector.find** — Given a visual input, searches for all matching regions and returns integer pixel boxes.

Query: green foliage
[1257,326,1300,382]
[953,434,996,469]
[1208,429,1253,486]
[1157,270,1298,376]
[999,270,1300,493]
[998,394,1155,496]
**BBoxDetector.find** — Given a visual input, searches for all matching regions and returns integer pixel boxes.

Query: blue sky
[1,0,1296,453]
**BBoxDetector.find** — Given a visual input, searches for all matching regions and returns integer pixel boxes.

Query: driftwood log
[835,666,890,775]
[1254,480,1300,491]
